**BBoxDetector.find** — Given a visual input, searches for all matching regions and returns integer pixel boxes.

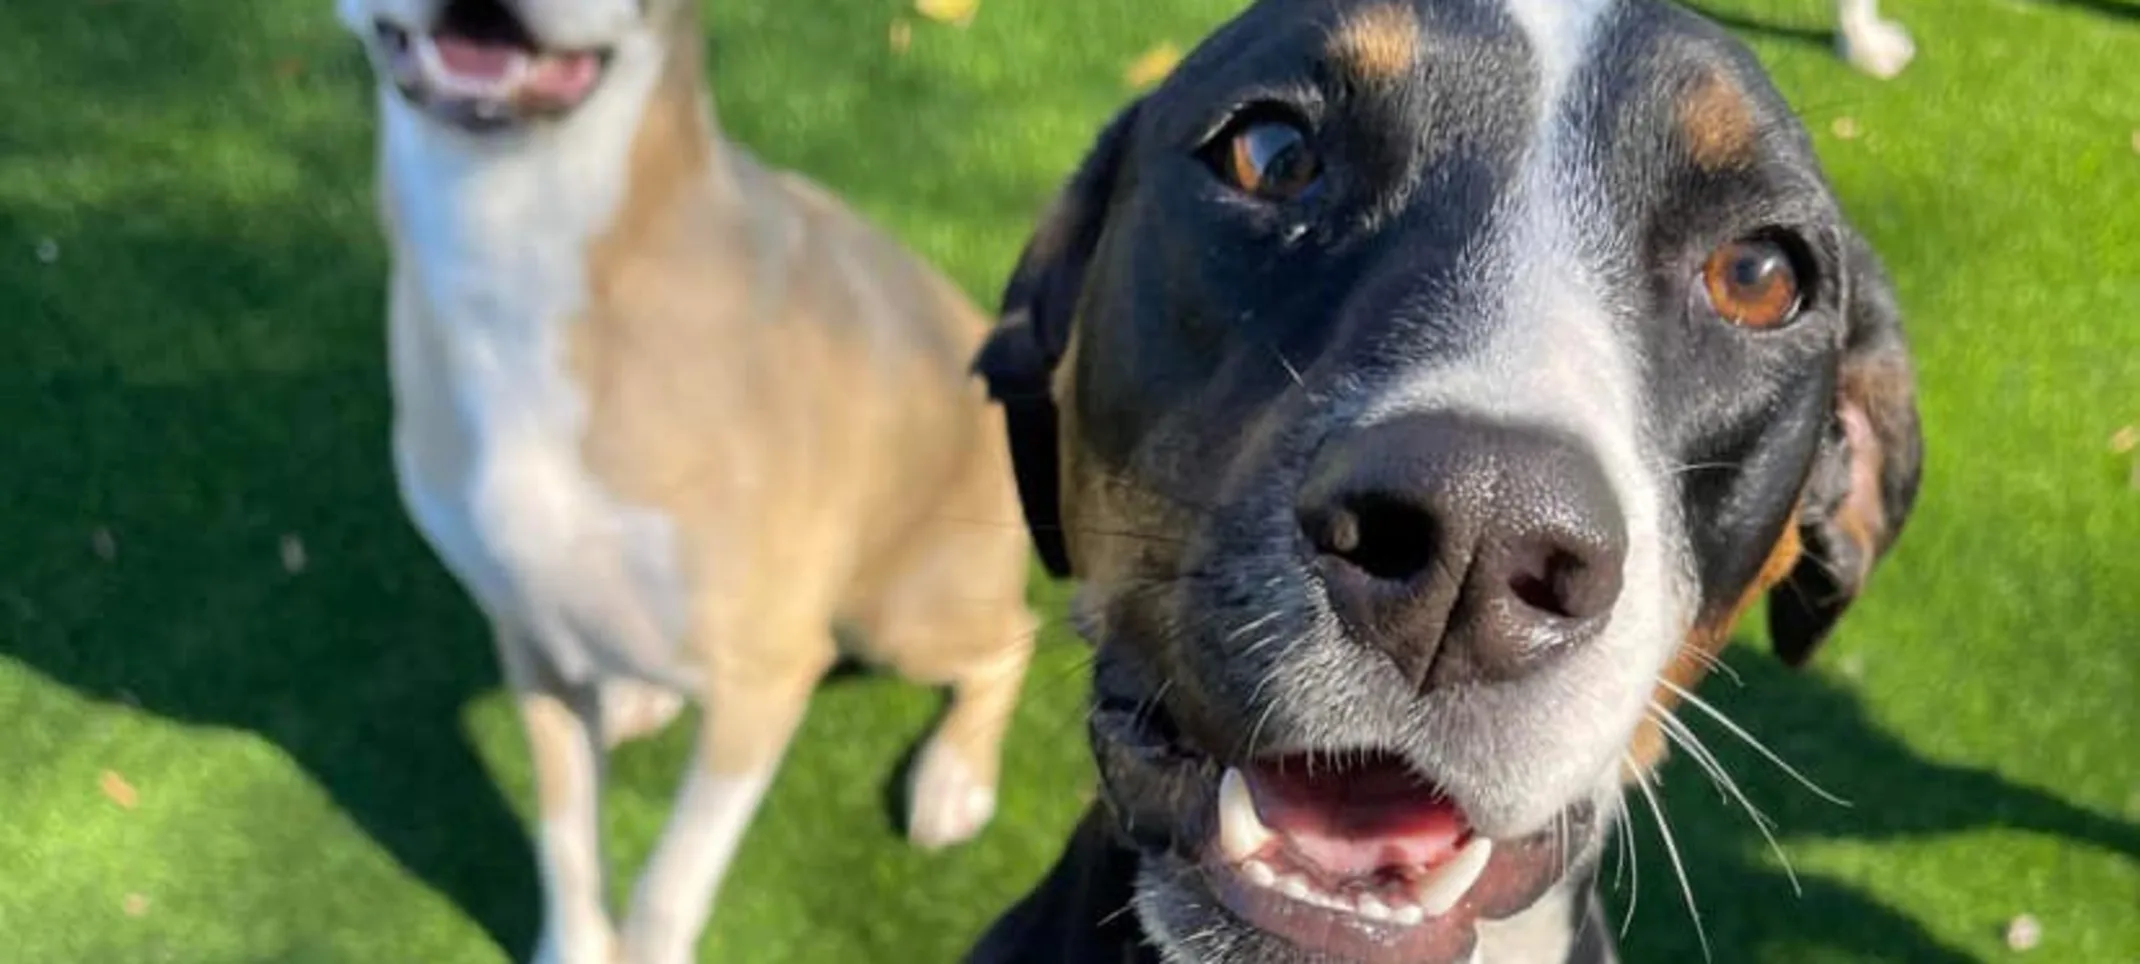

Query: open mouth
[1092,690,1592,964]
[372,0,611,129]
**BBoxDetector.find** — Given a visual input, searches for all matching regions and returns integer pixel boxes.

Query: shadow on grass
[0,0,1054,958]
[1615,649,2140,959]
[0,247,548,959]
[0,0,558,952]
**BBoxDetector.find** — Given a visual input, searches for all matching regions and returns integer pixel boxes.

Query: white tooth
[413,33,526,100]
[1355,894,1393,922]
[1217,768,1274,861]
[501,54,531,91]
[1280,875,1313,902]
[414,35,448,84]
[1391,902,1425,927]
[1243,859,1277,888]
[1416,837,1495,917]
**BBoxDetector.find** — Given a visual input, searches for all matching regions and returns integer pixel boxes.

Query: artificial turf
[0,0,2134,961]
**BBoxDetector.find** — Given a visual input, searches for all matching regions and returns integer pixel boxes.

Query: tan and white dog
[337,0,1038,961]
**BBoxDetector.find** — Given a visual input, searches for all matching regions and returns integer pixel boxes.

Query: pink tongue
[1251,758,1470,880]
[432,34,524,82]
[523,53,602,104]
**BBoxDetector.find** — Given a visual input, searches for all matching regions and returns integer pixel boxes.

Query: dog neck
[376,5,732,308]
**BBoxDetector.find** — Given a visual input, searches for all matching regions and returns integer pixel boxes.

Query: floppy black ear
[1768,228,1925,665]
[973,104,1142,578]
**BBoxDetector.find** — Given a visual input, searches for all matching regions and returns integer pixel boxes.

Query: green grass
[0,0,2133,961]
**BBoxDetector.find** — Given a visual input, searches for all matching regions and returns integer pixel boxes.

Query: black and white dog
[969,1,1923,961]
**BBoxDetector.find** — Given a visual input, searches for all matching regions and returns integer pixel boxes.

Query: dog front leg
[497,628,618,964]
[616,632,832,964]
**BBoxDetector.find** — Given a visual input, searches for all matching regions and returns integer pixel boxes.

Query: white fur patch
[1360,0,1696,837]
[379,23,697,688]
[621,765,779,964]
[1501,0,1616,122]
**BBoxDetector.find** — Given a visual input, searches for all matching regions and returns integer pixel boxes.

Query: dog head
[977,1,1921,961]
[338,0,693,132]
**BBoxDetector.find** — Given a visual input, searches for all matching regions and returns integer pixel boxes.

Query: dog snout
[1296,413,1628,688]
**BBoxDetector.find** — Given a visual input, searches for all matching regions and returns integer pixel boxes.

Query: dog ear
[1767,228,1925,665]
[973,104,1142,578]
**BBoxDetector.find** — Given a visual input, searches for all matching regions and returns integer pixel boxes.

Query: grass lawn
[1,0,2135,960]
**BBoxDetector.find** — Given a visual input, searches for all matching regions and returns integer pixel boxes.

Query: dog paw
[906,738,998,850]
[600,679,686,749]
[1838,17,1915,80]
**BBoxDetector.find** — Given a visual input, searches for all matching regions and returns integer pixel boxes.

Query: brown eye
[1701,238,1802,328]
[1219,119,1321,200]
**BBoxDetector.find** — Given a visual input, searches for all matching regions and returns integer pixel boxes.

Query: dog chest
[389,255,695,687]
[381,99,700,685]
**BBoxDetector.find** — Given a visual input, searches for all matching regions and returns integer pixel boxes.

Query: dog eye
[1701,237,1802,329]
[1211,117,1322,201]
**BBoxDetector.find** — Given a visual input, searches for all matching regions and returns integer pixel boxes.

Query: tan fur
[381,6,1034,955]
[1624,515,1802,774]
[1678,65,1757,171]
[547,24,1034,772]
[1328,4,1421,84]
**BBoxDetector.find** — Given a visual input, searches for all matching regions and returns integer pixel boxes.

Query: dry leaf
[1831,116,1861,140]
[889,19,913,54]
[914,0,978,27]
[1124,42,1183,90]
[2130,129,2139,155]
[100,770,138,810]
[122,893,150,917]
[274,58,305,80]
[2110,425,2137,454]
[2004,914,2041,952]
[280,534,308,574]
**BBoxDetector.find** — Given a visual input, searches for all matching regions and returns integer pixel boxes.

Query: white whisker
[1661,679,1851,807]
[1226,610,1283,643]
[1614,757,1641,938]
[1630,757,1711,961]
[1651,701,1803,896]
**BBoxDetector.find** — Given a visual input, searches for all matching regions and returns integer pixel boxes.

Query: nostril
[1503,538,1621,622]
[1507,547,1588,619]
[1313,494,1439,583]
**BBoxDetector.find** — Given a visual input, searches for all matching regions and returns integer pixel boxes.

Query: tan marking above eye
[1679,66,1756,171]
[1702,237,1801,328]
[1223,120,1321,200]
[1328,3,1421,83]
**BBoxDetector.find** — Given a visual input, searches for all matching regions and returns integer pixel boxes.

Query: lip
[1089,682,1595,963]
[371,18,613,131]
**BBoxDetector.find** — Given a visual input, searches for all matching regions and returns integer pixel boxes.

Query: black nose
[1296,413,1628,688]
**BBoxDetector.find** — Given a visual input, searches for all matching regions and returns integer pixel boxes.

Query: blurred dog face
[977,0,1921,961]
[338,0,683,131]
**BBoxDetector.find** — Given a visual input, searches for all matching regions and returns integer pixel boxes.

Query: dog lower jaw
[1192,805,1591,964]
[1136,820,1592,964]
[1091,693,1599,963]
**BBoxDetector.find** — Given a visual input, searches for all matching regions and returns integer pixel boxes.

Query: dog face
[977,1,1921,961]
[338,0,686,131]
